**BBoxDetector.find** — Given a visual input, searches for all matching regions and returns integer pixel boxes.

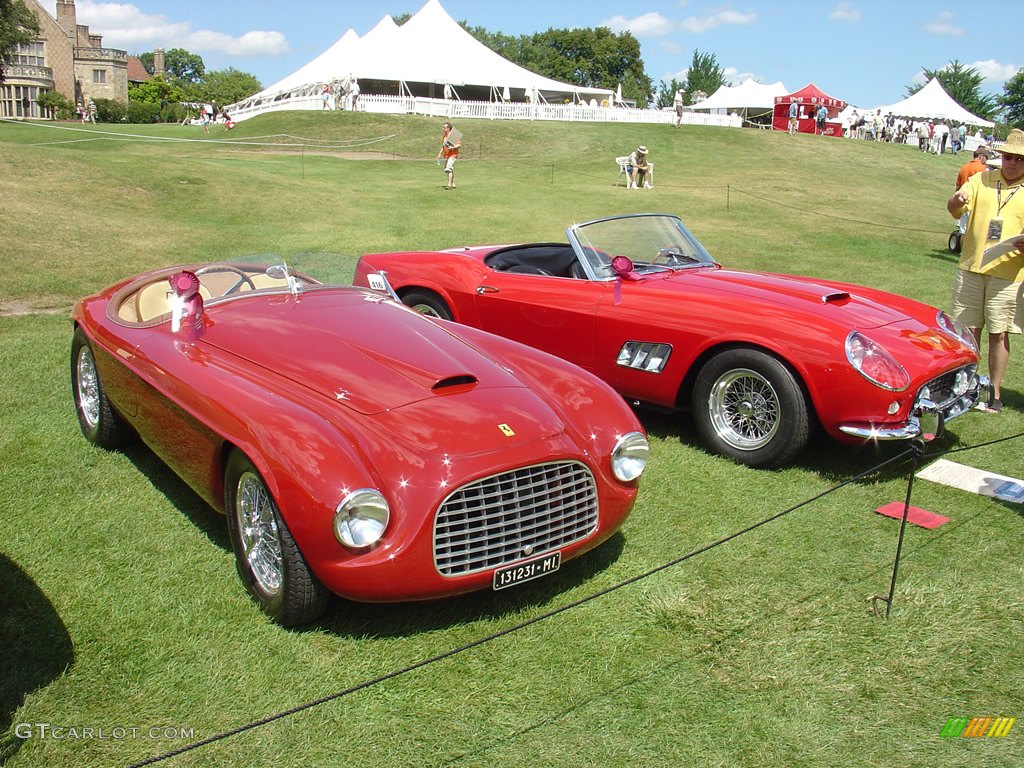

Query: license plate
[492,552,561,591]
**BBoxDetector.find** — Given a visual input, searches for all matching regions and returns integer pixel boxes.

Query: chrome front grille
[915,364,978,414]
[434,461,599,577]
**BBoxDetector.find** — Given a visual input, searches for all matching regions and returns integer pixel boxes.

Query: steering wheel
[194,265,257,296]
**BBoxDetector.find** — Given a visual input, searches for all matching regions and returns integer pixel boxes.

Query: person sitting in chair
[627,145,650,189]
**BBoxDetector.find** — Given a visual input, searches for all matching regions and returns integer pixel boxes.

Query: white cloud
[924,11,963,37]
[679,10,757,34]
[968,59,1020,83]
[602,13,675,38]
[723,68,756,85]
[908,59,1017,95]
[961,59,1020,94]
[829,3,861,23]
[72,1,288,56]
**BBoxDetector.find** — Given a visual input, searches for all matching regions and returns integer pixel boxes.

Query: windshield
[568,214,718,279]
[110,261,320,326]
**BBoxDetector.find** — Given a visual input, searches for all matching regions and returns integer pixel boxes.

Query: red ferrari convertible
[71,262,648,626]
[354,213,984,469]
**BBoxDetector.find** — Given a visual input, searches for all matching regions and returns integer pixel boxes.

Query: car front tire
[401,290,452,320]
[225,451,329,627]
[692,348,810,469]
[71,327,132,449]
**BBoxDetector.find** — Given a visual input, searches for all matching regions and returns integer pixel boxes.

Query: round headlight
[611,431,649,482]
[334,489,389,549]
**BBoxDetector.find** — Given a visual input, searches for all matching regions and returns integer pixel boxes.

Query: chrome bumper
[838,370,988,441]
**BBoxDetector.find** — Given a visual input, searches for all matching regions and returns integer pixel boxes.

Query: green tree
[999,68,1024,129]
[655,78,686,109]
[36,89,73,119]
[163,47,205,84]
[907,60,999,121]
[128,73,186,105]
[458,22,652,106]
[0,0,40,84]
[530,27,651,104]
[200,67,262,105]
[138,51,154,75]
[684,50,726,106]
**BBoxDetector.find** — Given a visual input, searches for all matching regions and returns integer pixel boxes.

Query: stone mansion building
[1,0,143,119]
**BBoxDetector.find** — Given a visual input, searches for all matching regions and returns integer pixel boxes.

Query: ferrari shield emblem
[498,423,515,437]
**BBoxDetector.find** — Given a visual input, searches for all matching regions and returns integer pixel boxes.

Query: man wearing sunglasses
[947,129,1024,413]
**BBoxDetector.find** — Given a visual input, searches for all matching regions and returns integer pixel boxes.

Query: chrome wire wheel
[236,470,283,596]
[401,291,452,320]
[707,367,781,451]
[75,345,101,431]
[410,302,442,318]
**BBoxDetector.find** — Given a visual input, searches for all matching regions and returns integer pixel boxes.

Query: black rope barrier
[124,428,1024,767]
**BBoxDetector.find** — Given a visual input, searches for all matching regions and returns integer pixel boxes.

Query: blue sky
[48,0,1019,109]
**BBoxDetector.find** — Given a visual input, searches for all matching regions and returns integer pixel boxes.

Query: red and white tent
[772,83,846,136]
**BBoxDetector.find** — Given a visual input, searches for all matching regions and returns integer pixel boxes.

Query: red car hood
[655,268,912,329]
[199,289,540,420]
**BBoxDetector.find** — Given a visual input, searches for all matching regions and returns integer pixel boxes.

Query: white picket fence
[226,92,741,129]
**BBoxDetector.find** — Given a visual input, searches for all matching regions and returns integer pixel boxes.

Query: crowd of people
[319,77,361,112]
[844,109,992,154]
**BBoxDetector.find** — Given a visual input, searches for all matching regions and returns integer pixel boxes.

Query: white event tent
[232,0,614,115]
[870,78,993,127]
[690,79,790,117]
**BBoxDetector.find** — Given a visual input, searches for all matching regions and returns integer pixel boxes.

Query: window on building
[1,84,41,118]
[93,69,106,84]
[14,41,45,66]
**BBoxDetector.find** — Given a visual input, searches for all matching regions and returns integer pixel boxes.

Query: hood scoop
[822,291,851,304]
[433,374,478,391]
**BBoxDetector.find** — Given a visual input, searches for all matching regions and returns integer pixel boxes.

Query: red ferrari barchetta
[353,213,984,469]
[71,262,648,626]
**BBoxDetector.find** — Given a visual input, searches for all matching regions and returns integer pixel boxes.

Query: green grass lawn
[1,113,1022,767]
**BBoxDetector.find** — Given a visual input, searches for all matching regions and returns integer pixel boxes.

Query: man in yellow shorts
[947,129,1024,412]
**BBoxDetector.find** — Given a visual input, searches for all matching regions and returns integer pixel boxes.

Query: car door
[589,278,690,408]
[129,334,226,503]
[473,271,604,372]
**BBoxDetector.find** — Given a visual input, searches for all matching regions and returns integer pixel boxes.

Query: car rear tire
[402,290,452,320]
[693,349,810,469]
[225,451,329,627]
[948,231,962,253]
[71,327,133,449]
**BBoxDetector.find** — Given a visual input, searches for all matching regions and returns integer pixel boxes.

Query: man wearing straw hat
[627,145,651,189]
[947,128,1024,412]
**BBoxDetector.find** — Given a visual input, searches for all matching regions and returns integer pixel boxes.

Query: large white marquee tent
[871,78,993,127]
[233,0,614,114]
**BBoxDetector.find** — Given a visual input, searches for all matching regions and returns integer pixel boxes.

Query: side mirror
[266,263,301,295]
